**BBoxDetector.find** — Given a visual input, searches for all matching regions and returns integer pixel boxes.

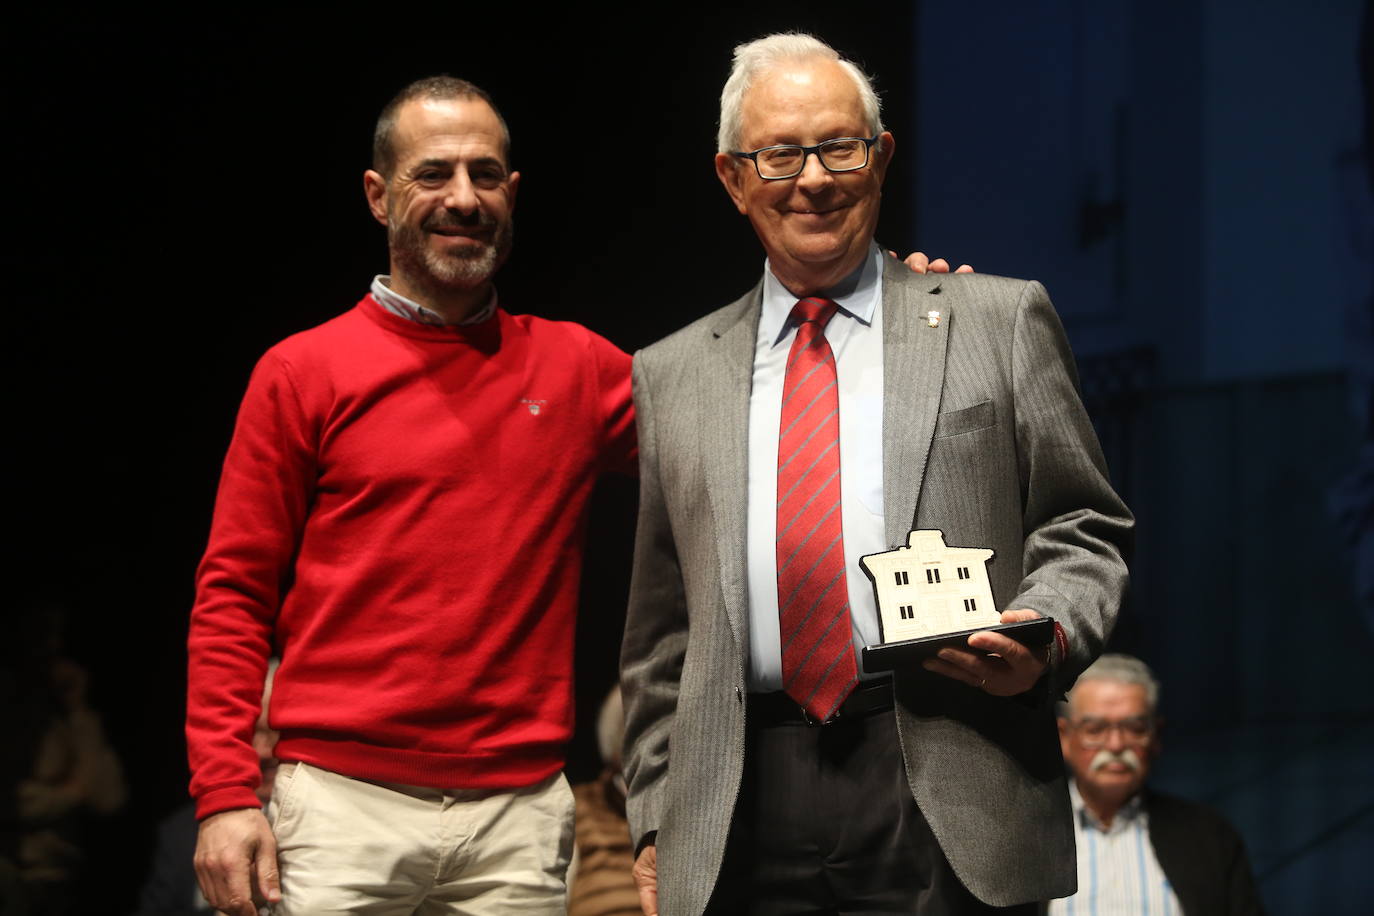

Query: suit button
[735,686,743,703]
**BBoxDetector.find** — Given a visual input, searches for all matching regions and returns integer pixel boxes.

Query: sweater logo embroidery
[521,398,548,416]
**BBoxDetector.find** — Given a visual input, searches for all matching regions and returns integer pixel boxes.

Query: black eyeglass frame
[730,135,881,180]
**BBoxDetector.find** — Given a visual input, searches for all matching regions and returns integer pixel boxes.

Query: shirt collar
[370,275,498,327]
[760,243,884,348]
[1069,779,1146,834]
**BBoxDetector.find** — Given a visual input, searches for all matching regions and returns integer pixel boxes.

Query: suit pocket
[932,400,995,439]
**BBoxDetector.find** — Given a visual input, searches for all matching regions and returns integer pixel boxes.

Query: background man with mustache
[1054,654,1265,915]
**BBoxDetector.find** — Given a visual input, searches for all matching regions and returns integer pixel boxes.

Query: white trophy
[859,529,1052,671]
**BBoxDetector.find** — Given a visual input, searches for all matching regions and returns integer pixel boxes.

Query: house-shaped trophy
[858,529,1053,671]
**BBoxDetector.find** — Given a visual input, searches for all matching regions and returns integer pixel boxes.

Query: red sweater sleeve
[186,349,316,819]
[588,331,637,477]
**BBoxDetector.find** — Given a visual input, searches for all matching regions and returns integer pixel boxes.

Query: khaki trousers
[266,762,574,914]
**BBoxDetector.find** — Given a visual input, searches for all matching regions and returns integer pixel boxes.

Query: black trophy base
[861,617,1054,672]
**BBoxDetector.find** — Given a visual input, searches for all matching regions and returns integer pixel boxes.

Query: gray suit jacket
[621,258,1133,913]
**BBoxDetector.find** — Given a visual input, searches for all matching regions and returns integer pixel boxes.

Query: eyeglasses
[1068,717,1154,748]
[731,135,880,180]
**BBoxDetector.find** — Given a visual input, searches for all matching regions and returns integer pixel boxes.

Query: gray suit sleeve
[1007,281,1133,688]
[620,353,691,850]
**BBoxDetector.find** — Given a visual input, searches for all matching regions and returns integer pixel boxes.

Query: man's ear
[871,131,895,184]
[507,170,520,212]
[1057,717,1072,760]
[363,170,389,225]
[714,153,749,215]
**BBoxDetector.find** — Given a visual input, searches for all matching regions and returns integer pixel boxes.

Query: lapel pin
[926,310,941,328]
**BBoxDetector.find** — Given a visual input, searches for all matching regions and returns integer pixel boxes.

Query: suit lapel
[882,258,950,547]
[701,281,763,653]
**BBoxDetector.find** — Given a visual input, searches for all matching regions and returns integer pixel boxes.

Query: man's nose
[794,149,835,190]
[1103,725,1128,751]
[443,172,481,214]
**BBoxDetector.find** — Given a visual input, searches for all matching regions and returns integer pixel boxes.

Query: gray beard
[389,218,513,291]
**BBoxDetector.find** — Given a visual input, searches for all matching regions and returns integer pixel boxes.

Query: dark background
[6,3,1372,912]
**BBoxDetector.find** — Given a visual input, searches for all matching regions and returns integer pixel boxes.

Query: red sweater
[187,295,636,819]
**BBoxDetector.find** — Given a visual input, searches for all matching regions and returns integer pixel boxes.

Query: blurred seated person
[12,603,127,915]
[1051,654,1264,915]
[567,686,637,916]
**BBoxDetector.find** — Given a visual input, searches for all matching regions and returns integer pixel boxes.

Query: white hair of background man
[717,32,886,154]
[1067,652,1162,715]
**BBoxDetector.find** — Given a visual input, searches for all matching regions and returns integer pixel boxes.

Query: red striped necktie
[776,297,858,722]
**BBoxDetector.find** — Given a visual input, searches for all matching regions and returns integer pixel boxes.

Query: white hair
[1069,653,1161,714]
[717,32,885,154]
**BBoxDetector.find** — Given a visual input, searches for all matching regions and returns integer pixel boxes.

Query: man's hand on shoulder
[633,843,658,916]
[922,609,1049,696]
[194,807,281,916]
[891,250,975,274]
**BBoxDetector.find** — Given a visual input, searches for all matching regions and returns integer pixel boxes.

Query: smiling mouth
[430,226,491,241]
[431,223,491,234]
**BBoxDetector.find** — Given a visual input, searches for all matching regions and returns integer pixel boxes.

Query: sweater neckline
[358,293,505,344]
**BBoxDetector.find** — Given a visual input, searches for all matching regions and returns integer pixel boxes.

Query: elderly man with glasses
[621,31,1133,916]
[1054,654,1265,915]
